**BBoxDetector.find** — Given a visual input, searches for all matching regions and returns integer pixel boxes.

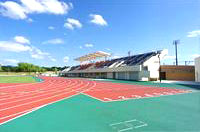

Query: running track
[0,76,192,125]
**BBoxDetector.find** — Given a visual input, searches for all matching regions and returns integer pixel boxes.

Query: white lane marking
[110,119,137,126]
[118,127,133,132]
[0,80,85,111]
[110,119,147,132]
[0,83,36,89]
[131,95,141,98]
[0,107,40,126]
[144,94,154,97]
[153,93,163,96]
[0,79,73,101]
[162,92,174,95]
[134,123,148,129]
[103,90,198,103]
[118,96,127,100]
[104,98,113,101]
[0,79,97,125]
[0,108,35,120]
[0,80,78,105]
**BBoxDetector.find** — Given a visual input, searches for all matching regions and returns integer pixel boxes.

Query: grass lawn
[0,76,37,83]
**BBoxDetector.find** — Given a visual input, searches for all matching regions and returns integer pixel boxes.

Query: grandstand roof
[75,51,111,62]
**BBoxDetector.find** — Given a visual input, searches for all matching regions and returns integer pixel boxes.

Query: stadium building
[195,56,200,82]
[60,50,168,81]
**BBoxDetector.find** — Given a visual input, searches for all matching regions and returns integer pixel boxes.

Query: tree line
[0,63,46,72]
[0,63,68,72]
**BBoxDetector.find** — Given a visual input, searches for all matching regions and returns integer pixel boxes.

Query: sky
[0,0,200,67]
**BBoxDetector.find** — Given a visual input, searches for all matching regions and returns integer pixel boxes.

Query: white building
[195,56,200,82]
[60,50,168,81]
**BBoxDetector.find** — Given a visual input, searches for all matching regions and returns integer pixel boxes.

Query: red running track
[0,76,191,125]
[0,76,97,125]
[83,81,192,101]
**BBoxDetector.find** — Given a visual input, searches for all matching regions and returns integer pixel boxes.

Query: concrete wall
[195,57,200,82]
[143,54,160,79]
[107,72,113,79]
[107,71,149,81]
[66,65,141,73]
[161,65,195,81]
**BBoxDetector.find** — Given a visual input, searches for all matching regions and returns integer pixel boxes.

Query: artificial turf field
[0,76,37,83]
[0,76,200,132]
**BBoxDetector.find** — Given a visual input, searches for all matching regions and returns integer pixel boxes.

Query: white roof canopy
[75,51,111,62]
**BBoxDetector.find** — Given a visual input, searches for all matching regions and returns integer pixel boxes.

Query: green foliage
[1,66,17,72]
[0,63,46,73]
[0,63,67,73]
[17,63,46,72]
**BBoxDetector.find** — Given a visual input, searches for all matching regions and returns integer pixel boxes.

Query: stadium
[60,50,168,81]
[0,49,200,132]
[0,0,200,132]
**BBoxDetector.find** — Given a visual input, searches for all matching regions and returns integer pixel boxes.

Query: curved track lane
[0,76,96,125]
[0,76,191,125]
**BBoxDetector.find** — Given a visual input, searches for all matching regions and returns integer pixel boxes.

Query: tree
[0,65,2,72]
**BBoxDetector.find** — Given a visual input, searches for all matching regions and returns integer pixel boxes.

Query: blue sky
[0,0,199,67]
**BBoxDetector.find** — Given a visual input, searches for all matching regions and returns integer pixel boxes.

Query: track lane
[0,76,96,124]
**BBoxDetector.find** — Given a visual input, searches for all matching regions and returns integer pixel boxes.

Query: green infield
[0,76,37,83]
[0,92,200,132]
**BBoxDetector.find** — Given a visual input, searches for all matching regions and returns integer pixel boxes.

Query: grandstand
[60,49,168,81]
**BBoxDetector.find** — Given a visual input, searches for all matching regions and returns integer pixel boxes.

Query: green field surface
[0,80,200,132]
[0,76,37,83]
[0,72,38,76]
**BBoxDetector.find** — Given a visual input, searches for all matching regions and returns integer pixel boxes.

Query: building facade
[161,65,195,81]
[60,50,168,81]
[195,57,200,82]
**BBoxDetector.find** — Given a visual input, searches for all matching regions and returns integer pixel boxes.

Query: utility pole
[128,51,131,57]
[158,52,161,83]
[173,40,180,66]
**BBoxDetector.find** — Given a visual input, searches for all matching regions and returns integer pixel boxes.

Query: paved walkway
[154,80,200,86]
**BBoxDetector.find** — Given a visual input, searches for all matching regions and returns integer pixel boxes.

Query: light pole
[173,40,180,66]
[158,52,161,83]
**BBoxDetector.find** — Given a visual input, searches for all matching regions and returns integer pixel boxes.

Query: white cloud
[90,14,107,26]
[79,46,83,49]
[0,36,56,61]
[163,55,176,60]
[48,26,55,30]
[63,56,69,63]
[85,43,93,48]
[48,56,56,62]
[27,18,33,22]
[112,55,121,59]
[21,0,72,14]
[0,41,31,52]
[29,47,56,62]
[4,59,19,64]
[0,0,73,20]
[0,1,27,19]
[29,47,49,59]
[191,54,200,59]
[187,30,200,38]
[14,36,30,44]
[42,38,64,45]
[64,18,82,30]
